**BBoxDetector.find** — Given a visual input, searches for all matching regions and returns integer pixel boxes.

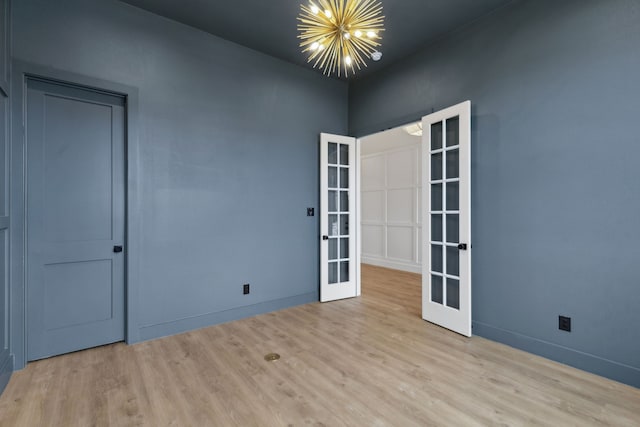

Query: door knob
[322,235,329,240]
[113,245,123,253]
[457,243,467,250]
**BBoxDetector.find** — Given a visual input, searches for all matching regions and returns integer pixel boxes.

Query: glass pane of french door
[429,116,461,309]
[327,142,350,284]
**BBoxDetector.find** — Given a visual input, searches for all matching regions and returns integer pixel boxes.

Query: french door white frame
[319,133,361,302]
[422,101,472,337]
[319,101,471,336]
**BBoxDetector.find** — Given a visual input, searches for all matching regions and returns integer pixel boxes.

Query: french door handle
[457,243,467,250]
[113,245,123,253]
[322,235,329,240]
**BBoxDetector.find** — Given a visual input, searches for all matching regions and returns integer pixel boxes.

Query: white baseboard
[361,257,422,274]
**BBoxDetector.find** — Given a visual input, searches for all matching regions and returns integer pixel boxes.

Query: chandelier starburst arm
[321,36,341,74]
[345,0,381,23]
[297,0,385,77]
[350,33,380,52]
[318,32,343,74]
[344,40,367,71]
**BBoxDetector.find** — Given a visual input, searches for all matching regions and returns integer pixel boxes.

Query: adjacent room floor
[0,264,638,426]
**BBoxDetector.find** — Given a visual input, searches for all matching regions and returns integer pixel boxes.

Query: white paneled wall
[361,128,421,273]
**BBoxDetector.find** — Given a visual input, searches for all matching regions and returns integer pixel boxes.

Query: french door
[319,133,359,302]
[422,101,472,337]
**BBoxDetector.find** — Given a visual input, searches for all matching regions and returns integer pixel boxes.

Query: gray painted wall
[0,0,12,395]
[10,0,347,368]
[350,0,640,387]
[6,0,639,392]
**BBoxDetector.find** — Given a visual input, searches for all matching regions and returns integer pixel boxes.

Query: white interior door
[422,101,472,336]
[320,133,359,302]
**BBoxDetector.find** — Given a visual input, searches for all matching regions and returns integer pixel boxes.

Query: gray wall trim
[8,62,23,367]
[138,292,317,342]
[0,351,12,395]
[473,321,640,389]
[10,60,141,369]
[0,0,11,397]
[0,0,7,94]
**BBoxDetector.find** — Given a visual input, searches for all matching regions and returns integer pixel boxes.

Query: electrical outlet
[243,283,250,295]
[559,315,571,332]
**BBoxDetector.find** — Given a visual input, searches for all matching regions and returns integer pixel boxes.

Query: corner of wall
[0,354,13,394]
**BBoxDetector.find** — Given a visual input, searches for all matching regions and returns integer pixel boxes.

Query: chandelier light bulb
[298,0,385,77]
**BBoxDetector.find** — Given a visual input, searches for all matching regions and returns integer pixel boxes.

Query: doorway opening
[359,122,423,317]
[357,100,472,336]
[320,101,471,336]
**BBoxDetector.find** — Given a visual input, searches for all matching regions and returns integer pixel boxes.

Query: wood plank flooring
[0,264,638,426]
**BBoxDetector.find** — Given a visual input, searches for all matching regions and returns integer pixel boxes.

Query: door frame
[10,61,141,369]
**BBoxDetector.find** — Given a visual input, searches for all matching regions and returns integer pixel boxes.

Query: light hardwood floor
[1,264,639,426]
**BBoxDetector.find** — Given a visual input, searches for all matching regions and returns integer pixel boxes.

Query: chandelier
[297,0,385,77]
